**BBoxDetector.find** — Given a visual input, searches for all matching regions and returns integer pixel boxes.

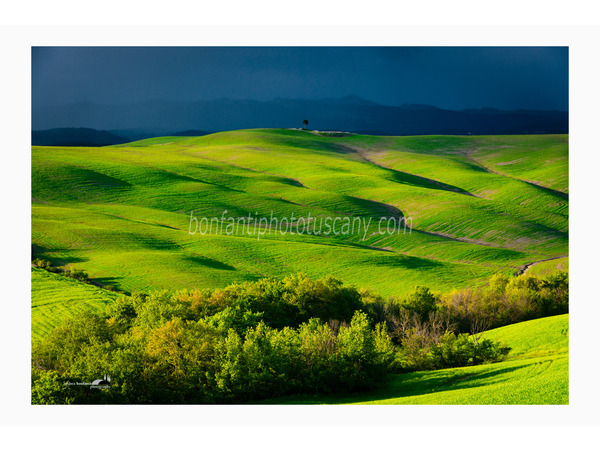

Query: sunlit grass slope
[31,267,119,342]
[32,129,568,298]
[264,314,568,405]
[526,257,569,276]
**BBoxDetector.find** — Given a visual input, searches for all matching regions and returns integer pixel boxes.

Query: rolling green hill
[263,314,569,405]
[31,267,119,342]
[32,129,568,315]
[525,256,569,276]
[30,129,569,405]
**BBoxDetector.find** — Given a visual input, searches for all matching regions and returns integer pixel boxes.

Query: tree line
[31,270,568,404]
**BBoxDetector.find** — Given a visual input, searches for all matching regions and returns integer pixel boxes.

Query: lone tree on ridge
[302,119,309,129]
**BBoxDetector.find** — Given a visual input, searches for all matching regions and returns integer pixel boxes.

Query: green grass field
[261,314,568,405]
[32,129,568,301]
[31,267,119,341]
[31,129,568,404]
[525,256,569,276]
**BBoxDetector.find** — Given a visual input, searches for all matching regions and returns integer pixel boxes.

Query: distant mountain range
[31,128,131,147]
[32,96,568,145]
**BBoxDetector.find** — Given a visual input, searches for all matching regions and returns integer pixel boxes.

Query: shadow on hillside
[65,167,132,188]
[340,242,394,253]
[517,221,568,242]
[368,254,443,270]
[32,244,49,259]
[133,235,182,251]
[466,158,568,200]
[91,276,126,293]
[349,148,477,197]
[258,363,528,405]
[344,196,405,218]
[385,166,476,197]
[32,244,89,265]
[275,177,306,188]
[185,255,237,271]
[521,179,568,201]
[148,167,248,194]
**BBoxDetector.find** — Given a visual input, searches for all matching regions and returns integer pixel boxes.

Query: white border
[2,16,600,442]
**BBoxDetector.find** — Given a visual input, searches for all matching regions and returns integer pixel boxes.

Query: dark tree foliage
[437,272,569,333]
[32,271,567,404]
[32,258,90,282]
[32,274,394,404]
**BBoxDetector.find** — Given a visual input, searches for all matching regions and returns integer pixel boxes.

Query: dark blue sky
[32,47,568,111]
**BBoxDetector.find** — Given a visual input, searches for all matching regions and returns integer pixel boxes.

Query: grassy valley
[32,129,568,296]
[31,129,568,404]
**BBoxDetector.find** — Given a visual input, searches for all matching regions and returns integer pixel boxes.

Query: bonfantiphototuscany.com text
[188,210,412,240]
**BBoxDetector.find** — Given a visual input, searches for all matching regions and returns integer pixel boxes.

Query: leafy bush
[166,273,364,329]
[63,268,89,282]
[401,330,511,371]
[428,332,510,369]
[31,276,396,404]
[31,368,76,405]
[33,271,555,404]
[402,286,439,321]
[32,258,59,273]
[438,271,569,333]
[32,258,91,283]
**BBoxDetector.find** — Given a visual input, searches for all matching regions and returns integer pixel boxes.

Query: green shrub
[31,368,76,405]
[401,331,511,371]
[438,271,569,333]
[176,273,364,329]
[63,268,90,282]
[32,258,59,273]
[32,304,396,404]
[201,305,264,335]
[33,272,545,404]
[402,286,438,321]
[429,332,510,369]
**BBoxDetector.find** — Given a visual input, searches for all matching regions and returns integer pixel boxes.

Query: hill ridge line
[463,149,568,201]
[337,142,480,198]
